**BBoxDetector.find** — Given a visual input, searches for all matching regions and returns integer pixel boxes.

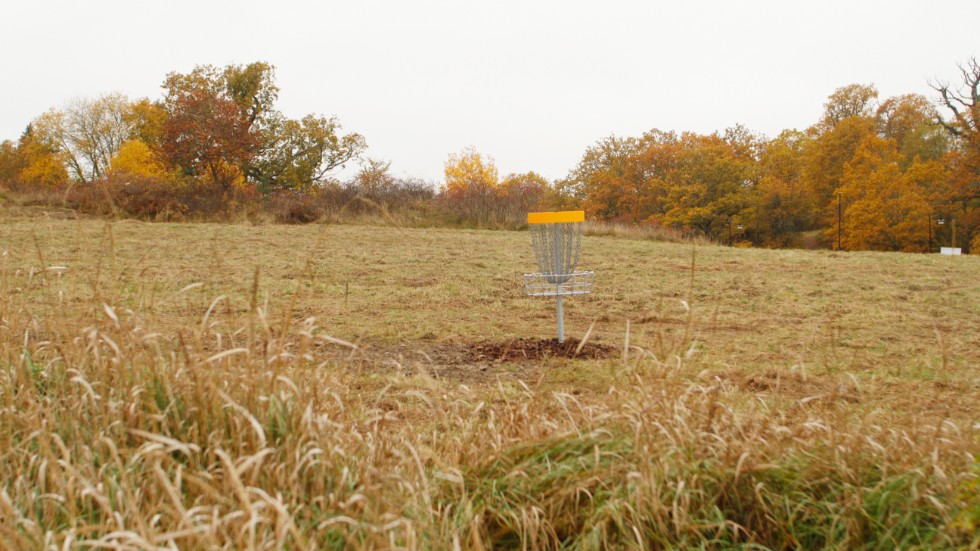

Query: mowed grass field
[1,204,978,549]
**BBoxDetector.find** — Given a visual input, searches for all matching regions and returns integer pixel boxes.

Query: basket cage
[530,222,582,280]
[525,221,593,296]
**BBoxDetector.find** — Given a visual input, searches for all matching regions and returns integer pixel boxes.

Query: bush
[266,190,325,224]
[108,174,189,220]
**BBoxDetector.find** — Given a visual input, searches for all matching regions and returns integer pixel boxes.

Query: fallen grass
[0,206,977,549]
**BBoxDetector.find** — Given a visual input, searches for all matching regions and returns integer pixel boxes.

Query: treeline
[552,75,979,253]
[1,60,978,252]
[0,62,410,222]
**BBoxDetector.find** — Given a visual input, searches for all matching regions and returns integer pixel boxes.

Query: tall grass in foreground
[0,240,977,549]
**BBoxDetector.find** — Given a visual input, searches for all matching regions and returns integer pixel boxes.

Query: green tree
[251,113,366,192]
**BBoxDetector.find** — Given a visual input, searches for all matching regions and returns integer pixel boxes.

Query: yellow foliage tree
[443,147,498,197]
[109,139,170,179]
[442,147,501,224]
[16,126,69,187]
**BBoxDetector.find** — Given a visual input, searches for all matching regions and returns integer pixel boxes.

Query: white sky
[2,0,977,183]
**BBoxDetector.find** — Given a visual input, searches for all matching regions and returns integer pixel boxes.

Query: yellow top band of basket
[527,210,585,224]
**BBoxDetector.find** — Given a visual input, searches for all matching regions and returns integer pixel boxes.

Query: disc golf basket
[523,211,595,343]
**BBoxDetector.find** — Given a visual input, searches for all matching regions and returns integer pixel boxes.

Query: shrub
[108,173,188,220]
[266,190,325,224]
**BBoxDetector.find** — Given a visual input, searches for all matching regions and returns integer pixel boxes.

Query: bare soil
[465,337,616,362]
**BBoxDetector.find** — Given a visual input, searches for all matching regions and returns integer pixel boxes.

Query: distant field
[1,205,978,548]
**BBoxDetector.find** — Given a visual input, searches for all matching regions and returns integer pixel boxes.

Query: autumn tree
[161,66,260,190]
[802,115,877,229]
[0,140,25,186]
[660,130,756,239]
[12,124,70,187]
[222,61,366,191]
[836,136,931,251]
[109,139,171,179]
[932,57,980,250]
[499,171,552,221]
[560,128,758,240]
[751,130,813,245]
[30,94,133,183]
[442,147,503,224]
[223,62,279,127]
[160,62,364,193]
[820,83,879,128]
[124,98,168,152]
[558,132,668,220]
[876,94,949,166]
[350,158,398,201]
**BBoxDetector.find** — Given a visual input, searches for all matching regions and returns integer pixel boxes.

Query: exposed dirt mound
[467,338,616,362]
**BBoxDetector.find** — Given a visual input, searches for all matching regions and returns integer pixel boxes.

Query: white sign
[940,247,962,256]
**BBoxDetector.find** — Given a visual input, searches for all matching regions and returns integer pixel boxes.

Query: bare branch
[931,57,980,138]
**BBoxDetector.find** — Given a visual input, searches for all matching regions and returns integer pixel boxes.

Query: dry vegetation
[0,203,978,549]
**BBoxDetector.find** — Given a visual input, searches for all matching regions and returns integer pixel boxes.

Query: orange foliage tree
[835,136,931,251]
[498,171,552,221]
[752,130,813,246]
[161,66,260,191]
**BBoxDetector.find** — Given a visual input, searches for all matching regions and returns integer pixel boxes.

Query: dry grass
[582,220,698,244]
[0,204,978,549]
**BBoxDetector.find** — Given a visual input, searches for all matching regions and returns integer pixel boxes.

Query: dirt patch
[325,338,617,384]
[466,338,616,362]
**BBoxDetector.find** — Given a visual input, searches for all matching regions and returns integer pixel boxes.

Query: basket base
[523,271,594,297]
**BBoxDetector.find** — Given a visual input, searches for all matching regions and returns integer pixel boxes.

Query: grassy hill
[1,205,978,548]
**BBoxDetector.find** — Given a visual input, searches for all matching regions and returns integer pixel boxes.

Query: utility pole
[837,191,842,251]
[928,213,932,252]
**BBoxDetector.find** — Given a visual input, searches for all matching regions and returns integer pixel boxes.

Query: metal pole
[928,213,932,252]
[553,225,565,343]
[556,295,565,343]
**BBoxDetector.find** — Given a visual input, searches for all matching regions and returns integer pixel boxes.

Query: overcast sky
[2,0,977,182]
